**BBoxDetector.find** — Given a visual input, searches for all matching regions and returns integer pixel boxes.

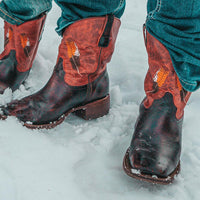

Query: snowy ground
[0,1,199,200]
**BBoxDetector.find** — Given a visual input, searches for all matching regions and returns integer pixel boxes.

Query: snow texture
[0,1,199,200]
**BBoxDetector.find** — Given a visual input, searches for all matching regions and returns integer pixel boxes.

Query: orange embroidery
[8,28,13,41]
[65,39,81,73]
[66,40,80,58]
[5,27,13,47]
[20,34,30,49]
[154,67,169,87]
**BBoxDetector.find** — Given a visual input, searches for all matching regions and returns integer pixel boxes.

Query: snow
[0,0,200,200]
[131,168,141,175]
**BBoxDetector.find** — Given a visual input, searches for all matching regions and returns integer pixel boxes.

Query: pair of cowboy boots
[0,15,190,184]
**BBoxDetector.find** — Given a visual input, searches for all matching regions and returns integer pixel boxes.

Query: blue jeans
[146,0,200,92]
[0,0,200,92]
[0,0,125,35]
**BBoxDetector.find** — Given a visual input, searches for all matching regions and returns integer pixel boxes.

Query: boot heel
[74,95,110,120]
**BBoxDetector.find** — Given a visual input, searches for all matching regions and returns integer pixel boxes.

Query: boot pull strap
[98,15,114,47]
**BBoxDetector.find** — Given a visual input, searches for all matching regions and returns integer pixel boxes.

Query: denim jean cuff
[179,78,198,92]
[55,18,74,36]
[0,4,24,25]
[0,1,52,25]
[55,0,125,36]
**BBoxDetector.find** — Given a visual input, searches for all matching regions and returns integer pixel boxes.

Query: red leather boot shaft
[58,15,121,86]
[0,15,46,72]
[0,21,15,58]
[144,31,191,119]
[0,15,46,93]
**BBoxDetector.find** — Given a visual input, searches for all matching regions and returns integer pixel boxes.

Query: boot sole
[0,95,110,129]
[123,148,180,185]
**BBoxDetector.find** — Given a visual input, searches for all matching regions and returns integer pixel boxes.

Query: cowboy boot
[123,28,191,184]
[0,14,46,93]
[1,15,121,129]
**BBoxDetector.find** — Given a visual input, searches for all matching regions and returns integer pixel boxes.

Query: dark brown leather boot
[1,15,121,129]
[123,29,191,184]
[0,14,46,93]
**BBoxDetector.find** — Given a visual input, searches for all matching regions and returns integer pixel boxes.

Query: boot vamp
[30,86,88,125]
[129,93,182,178]
[2,69,88,125]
